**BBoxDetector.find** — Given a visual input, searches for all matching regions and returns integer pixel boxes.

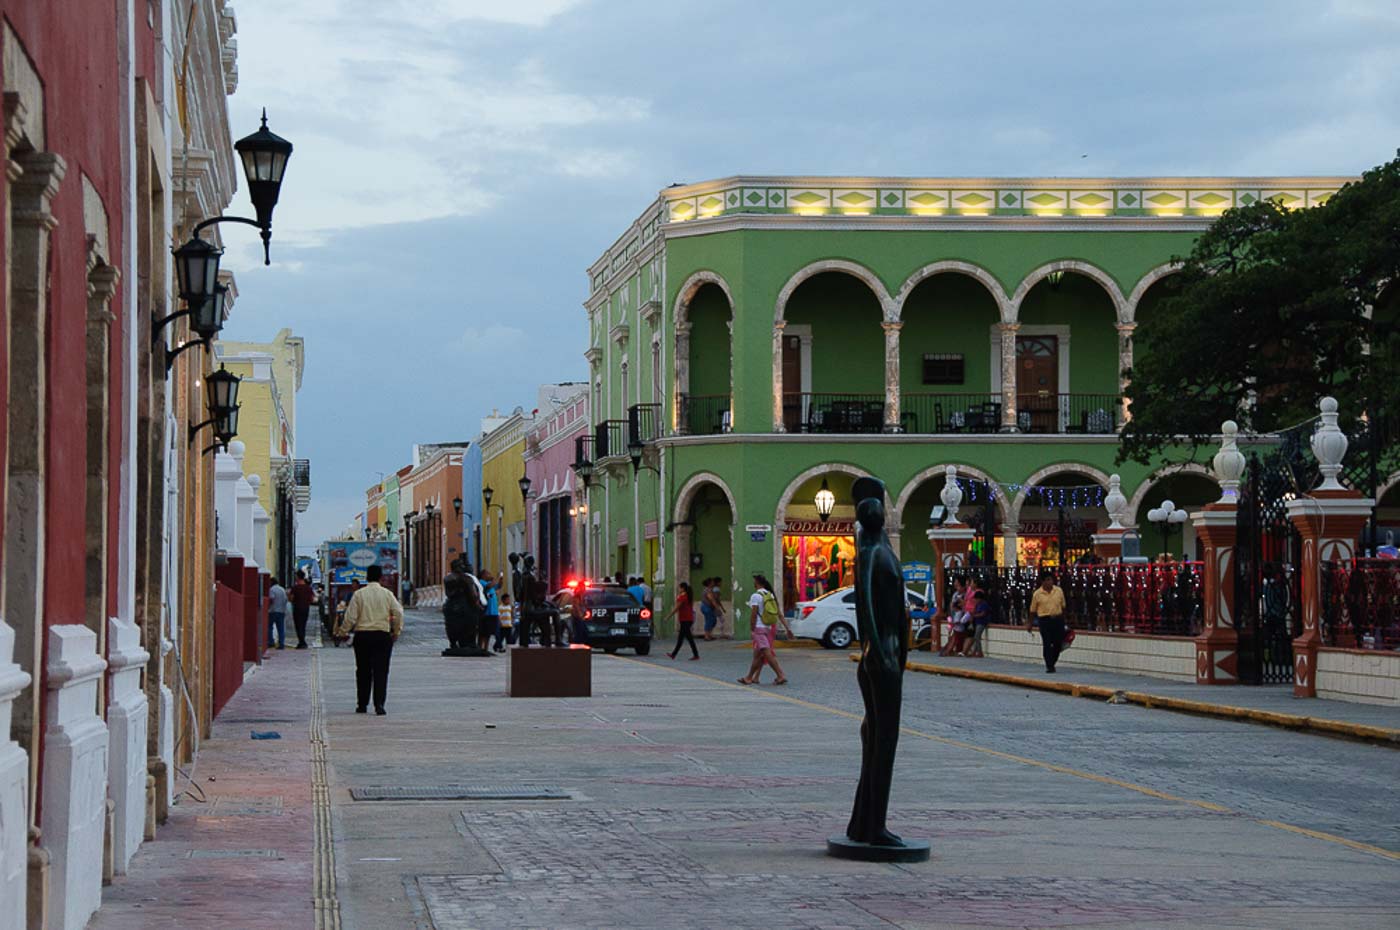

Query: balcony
[900,393,1003,433]
[594,419,627,460]
[627,402,662,446]
[675,393,731,435]
[784,392,887,434]
[1015,393,1120,434]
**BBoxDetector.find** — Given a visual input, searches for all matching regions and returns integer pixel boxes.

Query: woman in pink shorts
[738,574,790,685]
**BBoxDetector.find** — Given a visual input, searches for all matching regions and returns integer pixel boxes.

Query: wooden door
[782,335,802,431]
[1016,335,1058,432]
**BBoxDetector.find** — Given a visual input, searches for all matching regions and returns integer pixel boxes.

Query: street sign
[746,523,772,542]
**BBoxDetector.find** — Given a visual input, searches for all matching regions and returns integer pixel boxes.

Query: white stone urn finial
[1312,396,1348,491]
[1104,474,1127,529]
[940,465,963,525]
[1213,420,1246,502]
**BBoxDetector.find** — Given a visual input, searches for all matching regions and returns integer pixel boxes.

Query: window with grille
[922,353,965,385]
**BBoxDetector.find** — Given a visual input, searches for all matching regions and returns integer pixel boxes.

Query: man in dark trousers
[335,564,404,714]
[289,571,315,649]
[1027,571,1068,673]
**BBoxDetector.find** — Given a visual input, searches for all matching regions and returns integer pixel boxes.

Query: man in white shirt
[267,578,289,650]
[335,565,404,714]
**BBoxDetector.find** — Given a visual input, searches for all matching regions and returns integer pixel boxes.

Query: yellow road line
[617,655,1400,862]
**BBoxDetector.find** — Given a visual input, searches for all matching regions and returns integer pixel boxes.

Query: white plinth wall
[105,618,149,873]
[0,618,33,928]
[39,624,109,930]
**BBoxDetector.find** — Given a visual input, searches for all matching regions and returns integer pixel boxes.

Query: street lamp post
[188,364,241,454]
[1147,499,1188,556]
[483,485,505,577]
[814,478,836,524]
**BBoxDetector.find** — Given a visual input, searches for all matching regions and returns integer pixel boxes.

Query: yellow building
[479,409,530,579]
[213,328,309,579]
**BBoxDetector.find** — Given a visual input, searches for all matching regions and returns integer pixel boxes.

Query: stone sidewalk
[899,650,1400,737]
[89,648,317,930]
[321,611,1400,930]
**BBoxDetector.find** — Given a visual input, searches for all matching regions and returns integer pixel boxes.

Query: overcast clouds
[215,0,1400,549]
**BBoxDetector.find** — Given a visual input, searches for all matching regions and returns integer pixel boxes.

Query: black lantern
[518,474,533,500]
[233,110,294,264]
[814,478,836,523]
[191,365,242,452]
[189,283,229,342]
[483,485,494,507]
[452,496,463,517]
[628,437,645,471]
[174,236,223,306]
[575,458,594,483]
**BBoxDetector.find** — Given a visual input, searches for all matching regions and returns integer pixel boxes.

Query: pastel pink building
[524,388,590,590]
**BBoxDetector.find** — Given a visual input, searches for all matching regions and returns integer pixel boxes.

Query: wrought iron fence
[1016,393,1120,434]
[1321,559,1400,650]
[593,419,627,459]
[782,392,886,434]
[628,402,662,446]
[676,393,731,435]
[901,393,1002,433]
[954,563,1204,635]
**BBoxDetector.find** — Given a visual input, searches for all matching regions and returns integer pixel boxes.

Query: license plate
[613,611,631,622]
[611,627,627,636]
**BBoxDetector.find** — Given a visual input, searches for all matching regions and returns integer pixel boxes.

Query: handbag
[1063,626,1077,648]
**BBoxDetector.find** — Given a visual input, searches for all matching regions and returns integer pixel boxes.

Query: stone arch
[893,260,1011,323]
[1125,463,1218,519]
[1008,462,1114,525]
[892,462,1004,530]
[1009,259,1129,323]
[1125,261,1184,320]
[772,462,889,606]
[671,269,735,326]
[774,259,895,323]
[672,471,738,525]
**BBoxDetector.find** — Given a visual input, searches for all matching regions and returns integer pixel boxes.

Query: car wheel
[603,646,618,655]
[634,640,651,656]
[823,622,855,649]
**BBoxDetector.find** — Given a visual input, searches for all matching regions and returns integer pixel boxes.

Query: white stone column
[105,618,148,875]
[0,619,32,928]
[1001,523,1020,567]
[1116,322,1136,424]
[214,443,242,553]
[882,321,902,431]
[674,322,691,433]
[40,625,108,930]
[772,320,787,433]
[251,496,271,574]
[235,473,258,569]
[998,322,1019,430]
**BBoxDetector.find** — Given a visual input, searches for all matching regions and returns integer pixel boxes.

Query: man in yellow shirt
[335,564,404,714]
[1026,571,1067,673]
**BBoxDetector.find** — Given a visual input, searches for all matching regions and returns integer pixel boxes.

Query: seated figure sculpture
[442,569,489,657]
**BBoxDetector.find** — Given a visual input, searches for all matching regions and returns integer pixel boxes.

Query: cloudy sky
[217,0,1400,550]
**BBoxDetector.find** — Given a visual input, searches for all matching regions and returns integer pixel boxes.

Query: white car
[789,585,932,649]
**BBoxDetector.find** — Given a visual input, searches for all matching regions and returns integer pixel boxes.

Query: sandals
[774,678,788,686]
[736,677,753,685]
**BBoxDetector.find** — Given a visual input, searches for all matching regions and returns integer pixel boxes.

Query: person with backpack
[738,573,791,685]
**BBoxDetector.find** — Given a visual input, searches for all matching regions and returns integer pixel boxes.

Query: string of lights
[956,477,1108,510]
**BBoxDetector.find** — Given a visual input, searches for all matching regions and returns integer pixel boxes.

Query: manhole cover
[186,848,280,859]
[350,786,570,801]
[620,704,670,708]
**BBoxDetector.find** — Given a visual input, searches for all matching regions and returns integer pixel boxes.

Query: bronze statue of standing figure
[828,476,930,862]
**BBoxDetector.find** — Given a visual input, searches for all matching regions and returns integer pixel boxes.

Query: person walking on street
[1027,571,1067,673]
[698,578,718,640]
[289,572,314,649]
[665,581,700,660]
[267,577,288,650]
[738,574,791,685]
[335,564,404,714]
[707,577,730,639]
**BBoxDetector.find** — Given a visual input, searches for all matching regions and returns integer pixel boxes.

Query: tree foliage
[1118,154,1400,465]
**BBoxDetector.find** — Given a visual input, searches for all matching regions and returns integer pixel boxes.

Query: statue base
[826,835,930,863]
[508,644,592,697]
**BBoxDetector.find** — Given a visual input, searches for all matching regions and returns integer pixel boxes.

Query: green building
[580,175,1350,629]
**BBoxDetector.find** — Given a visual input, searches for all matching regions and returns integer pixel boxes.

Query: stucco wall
[981,625,1197,682]
[1316,648,1400,706]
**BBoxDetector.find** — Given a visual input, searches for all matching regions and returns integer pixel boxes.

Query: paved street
[316,610,1400,930]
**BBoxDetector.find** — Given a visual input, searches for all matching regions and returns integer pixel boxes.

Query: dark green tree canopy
[1119,155,1400,466]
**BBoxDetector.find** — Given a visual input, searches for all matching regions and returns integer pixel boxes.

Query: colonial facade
[524,387,589,591]
[581,175,1354,631]
[400,443,469,606]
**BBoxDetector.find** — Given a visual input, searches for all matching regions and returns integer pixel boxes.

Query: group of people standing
[266,572,317,650]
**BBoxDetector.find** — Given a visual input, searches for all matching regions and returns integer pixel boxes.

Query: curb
[848,654,1400,746]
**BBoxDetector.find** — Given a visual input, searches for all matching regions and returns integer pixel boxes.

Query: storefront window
[782,520,856,610]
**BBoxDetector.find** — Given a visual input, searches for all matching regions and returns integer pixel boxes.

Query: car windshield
[583,589,640,609]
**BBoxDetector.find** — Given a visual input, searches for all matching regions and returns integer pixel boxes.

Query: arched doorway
[774,466,879,612]
[672,473,735,634]
[674,275,733,434]
[1014,267,1122,433]
[1129,468,1220,560]
[781,272,886,433]
[896,465,1006,570]
[1010,466,1111,567]
[898,271,1003,433]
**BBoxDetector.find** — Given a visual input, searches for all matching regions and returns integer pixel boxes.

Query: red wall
[212,582,244,718]
[0,5,134,629]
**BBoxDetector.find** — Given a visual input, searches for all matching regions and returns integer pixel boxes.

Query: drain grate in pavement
[349,786,571,802]
[620,703,670,708]
[185,848,280,859]
[208,795,285,816]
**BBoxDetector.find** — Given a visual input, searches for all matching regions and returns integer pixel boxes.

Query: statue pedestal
[827,835,930,863]
[507,645,592,697]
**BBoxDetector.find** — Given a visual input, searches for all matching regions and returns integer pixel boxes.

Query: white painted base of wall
[981,625,1197,682]
[40,625,109,930]
[412,585,444,608]
[0,619,31,928]
[159,683,175,809]
[106,619,150,873]
[1316,649,1400,706]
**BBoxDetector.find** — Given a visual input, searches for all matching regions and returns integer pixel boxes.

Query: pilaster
[771,321,787,432]
[997,322,1019,430]
[1286,491,1373,697]
[105,619,150,873]
[0,619,32,928]
[1193,505,1239,684]
[881,321,901,431]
